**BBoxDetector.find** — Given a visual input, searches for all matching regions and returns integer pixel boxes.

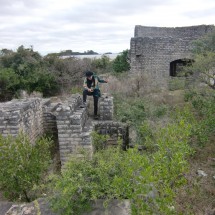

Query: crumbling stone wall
[55,94,127,165]
[0,94,128,166]
[130,25,215,92]
[0,98,44,143]
[94,121,129,150]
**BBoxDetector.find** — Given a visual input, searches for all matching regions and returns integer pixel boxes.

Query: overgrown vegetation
[0,31,214,214]
[48,31,215,214]
[0,133,52,202]
[112,49,130,73]
[0,47,129,101]
[49,107,195,215]
[183,30,215,89]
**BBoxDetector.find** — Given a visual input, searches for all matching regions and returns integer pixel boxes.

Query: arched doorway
[170,59,194,77]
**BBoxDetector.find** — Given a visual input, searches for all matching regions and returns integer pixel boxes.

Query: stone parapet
[0,98,44,143]
[99,93,114,120]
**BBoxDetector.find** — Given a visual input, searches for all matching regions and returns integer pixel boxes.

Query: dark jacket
[83,75,107,97]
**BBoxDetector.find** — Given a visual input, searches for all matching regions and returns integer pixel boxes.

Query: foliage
[169,77,186,91]
[0,45,60,99]
[91,131,110,151]
[91,55,113,73]
[70,86,83,94]
[182,30,215,89]
[114,96,146,125]
[43,55,91,93]
[0,68,20,101]
[47,50,99,57]
[49,109,194,215]
[184,88,215,146]
[191,30,215,55]
[137,121,153,146]
[112,50,130,73]
[184,52,215,89]
[0,133,52,202]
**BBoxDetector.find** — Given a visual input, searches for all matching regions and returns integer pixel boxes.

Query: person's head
[85,71,93,80]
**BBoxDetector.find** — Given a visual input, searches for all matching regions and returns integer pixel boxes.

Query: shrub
[185,88,215,146]
[114,96,146,126]
[49,108,194,215]
[112,50,130,73]
[0,68,20,101]
[0,133,52,201]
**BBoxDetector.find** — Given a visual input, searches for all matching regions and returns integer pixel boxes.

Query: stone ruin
[129,24,215,92]
[0,94,129,166]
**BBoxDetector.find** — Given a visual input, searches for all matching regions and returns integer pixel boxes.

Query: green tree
[184,30,215,89]
[0,133,51,202]
[91,55,113,73]
[112,50,130,73]
[0,68,20,101]
[0,45,59,98]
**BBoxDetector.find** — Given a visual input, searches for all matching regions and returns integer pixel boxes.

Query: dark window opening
[170,59,194,77]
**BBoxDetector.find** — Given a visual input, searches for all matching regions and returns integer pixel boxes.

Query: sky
[0,0,214,55]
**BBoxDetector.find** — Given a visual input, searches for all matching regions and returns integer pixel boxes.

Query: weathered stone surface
[0,93,128,166]
[130,25,215,92]
[83,200,131,215]
[0,201,13,215]
[1,199,131,215]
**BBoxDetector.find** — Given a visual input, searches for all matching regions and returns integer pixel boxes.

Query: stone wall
[94,121,129,150]
[130,25,215,92]
[55,94,89,165]
[55,94,128,165]
[0,98,44,143]
[0,94,128,167]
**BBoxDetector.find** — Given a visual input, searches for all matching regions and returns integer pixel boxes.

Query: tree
[112,50,130,73]
[0,133,51,202]
[0,45,59,99]
[184,30,215,89]
[0,68,20,101]
[91,55,113,73]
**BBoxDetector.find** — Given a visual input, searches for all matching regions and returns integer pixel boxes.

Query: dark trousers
[83,89,99,115]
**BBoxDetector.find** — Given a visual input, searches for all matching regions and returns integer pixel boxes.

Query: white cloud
[0,0,214,55]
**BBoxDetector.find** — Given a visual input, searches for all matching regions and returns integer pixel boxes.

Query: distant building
[129,25,215,92]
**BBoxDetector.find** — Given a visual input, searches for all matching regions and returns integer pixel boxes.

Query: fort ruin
[129,25,215,92]
[0,94,129,166]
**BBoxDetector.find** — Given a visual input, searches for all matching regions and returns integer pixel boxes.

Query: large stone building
[129,25,215,92]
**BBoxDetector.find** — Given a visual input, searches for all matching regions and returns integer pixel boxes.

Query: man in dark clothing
[80,71,108,119]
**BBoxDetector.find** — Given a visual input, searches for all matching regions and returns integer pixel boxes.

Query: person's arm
[83,78,93,91]
[97,76,108,83]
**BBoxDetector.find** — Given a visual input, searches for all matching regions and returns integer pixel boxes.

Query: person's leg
[93,95,99,117]
[80,89,91,108]
[83,89,88,103]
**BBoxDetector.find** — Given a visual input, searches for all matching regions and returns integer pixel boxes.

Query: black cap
[85,71,93,77]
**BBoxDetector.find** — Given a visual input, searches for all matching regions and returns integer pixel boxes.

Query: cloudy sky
[0,0,214,55]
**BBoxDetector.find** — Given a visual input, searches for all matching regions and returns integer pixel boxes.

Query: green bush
[49,108,194,215]
[114,96,146,126]
[0,133,52,201]
[112,50,130,73]
[168,77,185,91]
[91,55,113,73]
[185,88,215,146]
[0,46,60,99]
[91,131,110,151]
[0,68,20,101]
